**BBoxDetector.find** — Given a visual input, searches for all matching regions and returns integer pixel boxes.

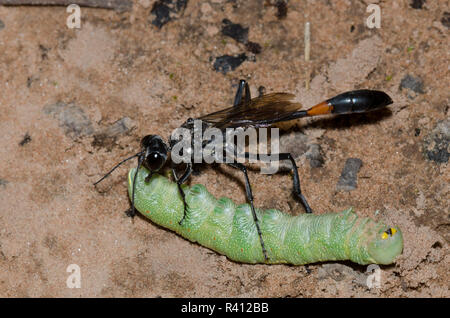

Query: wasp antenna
[93,152,143,186]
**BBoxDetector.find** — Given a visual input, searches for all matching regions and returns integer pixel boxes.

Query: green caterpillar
[128,167,403,265]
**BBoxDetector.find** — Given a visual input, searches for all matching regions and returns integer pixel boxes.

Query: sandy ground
[0,0,448,297]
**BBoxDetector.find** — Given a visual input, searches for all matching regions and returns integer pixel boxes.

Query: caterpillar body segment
[128,168,403,265]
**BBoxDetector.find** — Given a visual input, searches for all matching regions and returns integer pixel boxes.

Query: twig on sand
[304,21,311,90]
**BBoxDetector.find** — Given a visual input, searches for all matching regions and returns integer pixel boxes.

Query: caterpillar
[128,167,403,265]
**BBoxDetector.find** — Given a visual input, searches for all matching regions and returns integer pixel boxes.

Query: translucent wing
[199,93,304,129]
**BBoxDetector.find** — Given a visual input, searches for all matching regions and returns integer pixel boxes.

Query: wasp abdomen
[327,89,393,114]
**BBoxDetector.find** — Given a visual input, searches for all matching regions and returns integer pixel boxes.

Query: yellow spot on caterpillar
[187,228,191,232]
[145,210,150,214]
[213,237,216,240]
[169,220,173,225]
[382,228,397,239]
[240,248,244,252]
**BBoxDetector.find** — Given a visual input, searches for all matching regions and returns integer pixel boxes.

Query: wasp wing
[199,93,304,129]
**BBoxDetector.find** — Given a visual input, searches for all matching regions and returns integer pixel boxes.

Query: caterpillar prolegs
[128,168,403,265]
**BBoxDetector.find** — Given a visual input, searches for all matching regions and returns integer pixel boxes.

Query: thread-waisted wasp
[94,80,393,260]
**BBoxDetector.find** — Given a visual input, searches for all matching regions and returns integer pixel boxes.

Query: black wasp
[94,80,393,260]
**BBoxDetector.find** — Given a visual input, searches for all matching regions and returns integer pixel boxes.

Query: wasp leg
[233,79,251,107]
[226,161,268,261]
[277,152,312,213]
[244,151,312,214]
[172,163,193,225]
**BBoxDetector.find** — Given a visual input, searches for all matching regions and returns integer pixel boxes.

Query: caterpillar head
[368,226,403,264]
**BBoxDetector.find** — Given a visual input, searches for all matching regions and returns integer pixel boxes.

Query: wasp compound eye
[146,152,165,171]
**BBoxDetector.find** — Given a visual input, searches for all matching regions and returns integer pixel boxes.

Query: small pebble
[410,0,426,9]
[336,158,363,191]
[279,131,309,160]
[213,53,247,74]
[258,86,266,97]
[278,131,309,171]
[19,133,32,146]
[441,12,450,28]
[103,117,134,136]
[43,102,94,139]
[92,117,135,149]
[245,41,262,54]
[423,120,449,163]
[221,19,261,54]
[150,0,188,29]
[306,144,324,168]
[414,128,421,137]
[221,19,248,44]
[399,74,425,94]
[151,2,171,28]
[275,0,288,19]
[318,264,362,284]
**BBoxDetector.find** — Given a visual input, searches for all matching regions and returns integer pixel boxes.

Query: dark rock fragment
[221,19,248,44]
[43,102,94,139]
[336,158,363,191]
[92,117,135,149]
[19,133,32,146]
[274,0,287,19]
[150,0,188,29]
[221,19,261,54]
[423,120,449,163]
[306,144,324,168]
[414,128,421,137]
[279,131,309,160]
[410,0,426,9]
[245,41,262,54]
[399,74,425,94]
[213,53,247,74]
[258,86,266,97]
[441,12,450,28]
[278,130,309,171]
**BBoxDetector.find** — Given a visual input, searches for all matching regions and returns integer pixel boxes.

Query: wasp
[95,80,393,260]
